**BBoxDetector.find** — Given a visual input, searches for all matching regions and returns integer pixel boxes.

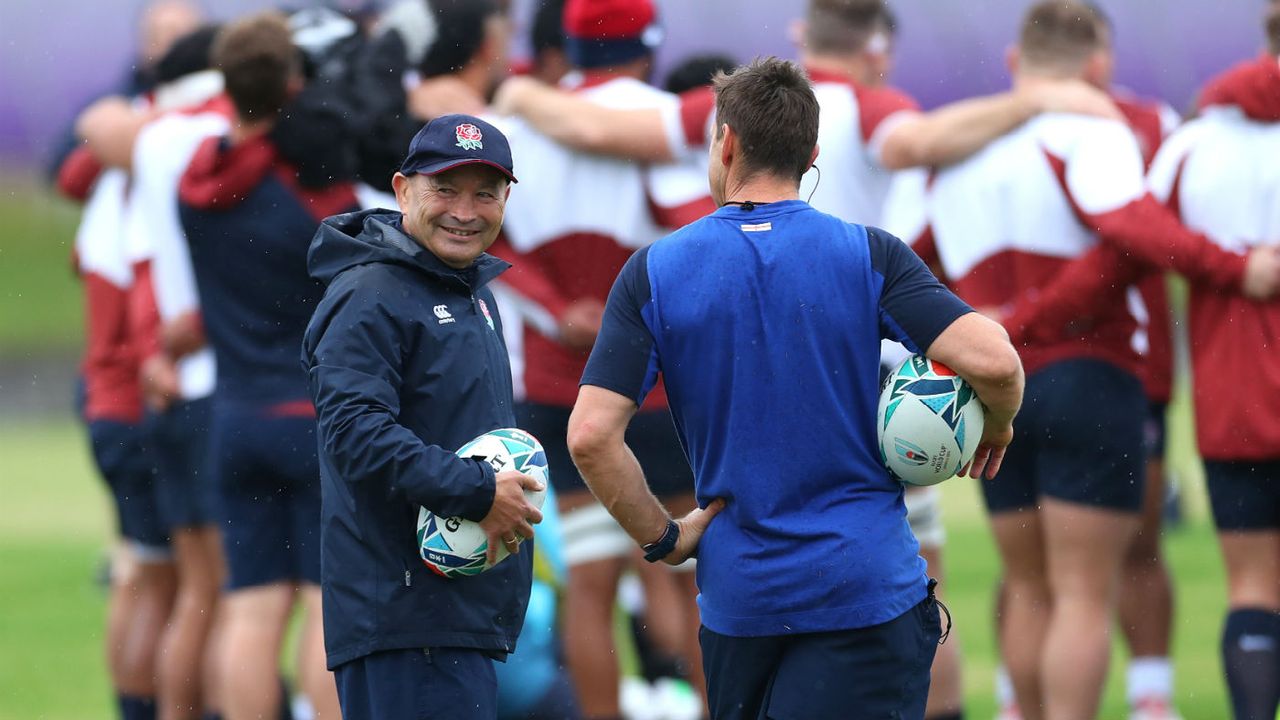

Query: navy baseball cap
[399,114,518,183]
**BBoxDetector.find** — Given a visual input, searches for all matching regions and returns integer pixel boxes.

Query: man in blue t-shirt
[566,57,1025,719]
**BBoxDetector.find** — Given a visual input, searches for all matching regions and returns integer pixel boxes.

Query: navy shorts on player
[210,403,321,589]
[335,647,497,720]
[700,595,941,720]
[517,402,693,497]
[1206,460,1280,531]
[982,358,1146,514]
[150,396,217,531]
[88,419,169,552]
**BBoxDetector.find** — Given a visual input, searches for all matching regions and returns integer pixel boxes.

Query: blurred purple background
[0,0,1269,170]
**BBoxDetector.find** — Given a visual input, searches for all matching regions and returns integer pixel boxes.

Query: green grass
[0,418,1233,719]
[0,180,84,353]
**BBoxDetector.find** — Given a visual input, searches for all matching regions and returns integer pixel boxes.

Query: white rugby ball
[416,428,548,578]
[877,355,984,486]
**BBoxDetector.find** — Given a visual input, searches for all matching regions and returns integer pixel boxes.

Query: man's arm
[76,96,152,170]
[879,80,1122,170]
[492,76,682,162]
[304,274,541,532]
[567,249,722,563]
[870,227,1023,478]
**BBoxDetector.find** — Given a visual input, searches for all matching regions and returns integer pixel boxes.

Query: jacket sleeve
[304,275,496,521]
[1001,243,1146,347]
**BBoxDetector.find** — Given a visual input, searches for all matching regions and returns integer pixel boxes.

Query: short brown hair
[805,0,892,55]
[1018,1,1105,72]
[212,12,298,120]
[1267,0,1280,55]
[712,57,819,183]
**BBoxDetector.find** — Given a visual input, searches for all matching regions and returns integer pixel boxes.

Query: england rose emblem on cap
[455,123,484,150]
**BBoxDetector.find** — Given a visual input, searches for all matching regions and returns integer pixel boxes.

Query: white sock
[995,664,1016,707]
[1127,656,1174,705]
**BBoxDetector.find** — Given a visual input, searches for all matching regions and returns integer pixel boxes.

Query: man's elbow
[972,340,1023,389]
[566,412,608,468]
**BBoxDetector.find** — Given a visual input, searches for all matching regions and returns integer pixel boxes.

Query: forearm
[76,97,149,170]
[925,313,1024,426]
[1093,196,1245,290]
[880,92,1036,170]
[502,78,673,162]
[571,435,670,546]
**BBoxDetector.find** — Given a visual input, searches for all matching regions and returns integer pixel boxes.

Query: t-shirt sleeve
[856,85,921,167]
[580,246,661,405]
[868,226,972,353]
[660,86,716,161]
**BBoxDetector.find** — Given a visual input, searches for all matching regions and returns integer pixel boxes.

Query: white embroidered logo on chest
[433,304,455,324]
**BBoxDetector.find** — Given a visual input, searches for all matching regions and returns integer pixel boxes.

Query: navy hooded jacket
[302,208,532,669]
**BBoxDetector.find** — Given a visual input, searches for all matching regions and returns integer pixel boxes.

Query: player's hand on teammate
[1241,245,1280,300]
[479,470,545,567]
[139,353,180,413]
[558,298,606,351]
[1023,78,1123,122]
[665,499,727,566]
[491,75,542,116]
[959,419,1014,481]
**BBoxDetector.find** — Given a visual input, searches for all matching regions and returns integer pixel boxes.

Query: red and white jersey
[494,72,714,407]
[125,95,231,401]
[927,114,1150,375]
[1115,93,1181,403]
[74,167,143,423]
[800,70,919,226]
[1149,106,1280,460]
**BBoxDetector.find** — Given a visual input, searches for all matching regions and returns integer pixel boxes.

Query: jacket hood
[1199,54,1280,122]
[308,208,510,290]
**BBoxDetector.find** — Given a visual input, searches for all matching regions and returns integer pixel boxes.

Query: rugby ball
[877,355,984,486]
[416,428,549,578]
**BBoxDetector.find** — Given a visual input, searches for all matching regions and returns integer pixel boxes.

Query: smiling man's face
[393,164,511,268]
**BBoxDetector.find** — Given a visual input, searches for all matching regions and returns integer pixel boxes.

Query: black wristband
[642,519,680,563]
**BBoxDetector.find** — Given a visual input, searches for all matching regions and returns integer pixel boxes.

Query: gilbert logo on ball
[455,123,484,151]
[877,355,984,486]
[416,428,548,578]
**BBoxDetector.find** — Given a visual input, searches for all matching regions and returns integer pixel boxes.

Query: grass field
[0,182,83,354]
[0,417,1234,720]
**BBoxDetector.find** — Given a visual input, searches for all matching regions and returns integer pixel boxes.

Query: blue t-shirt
[581,200,971,637]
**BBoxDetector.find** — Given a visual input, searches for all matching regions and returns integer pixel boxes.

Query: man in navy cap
[303,113,545,720]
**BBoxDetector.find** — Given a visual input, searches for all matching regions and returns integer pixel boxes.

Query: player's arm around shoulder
[925,313,1024,479]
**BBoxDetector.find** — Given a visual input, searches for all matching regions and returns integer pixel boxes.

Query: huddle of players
[58,1,1280,720]
[489,1,1280,719]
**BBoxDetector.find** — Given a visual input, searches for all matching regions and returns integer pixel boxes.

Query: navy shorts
[1206,460,1280,531]
[336,647,497,720]
[700,595,941,720]
[516,402,694,498]
[88,419,169,551]
[982,359,1146,514]
[210,404,321,590]
[150,397,217,531]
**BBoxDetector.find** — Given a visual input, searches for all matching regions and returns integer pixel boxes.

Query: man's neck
[721,173,801,208]
[801,52,875,86]
[453,63,492,104]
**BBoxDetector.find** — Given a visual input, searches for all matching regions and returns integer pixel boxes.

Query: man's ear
[809,143,820,170]
[719,124,736,169]
[503,184,512,201]
[392,172,412,213]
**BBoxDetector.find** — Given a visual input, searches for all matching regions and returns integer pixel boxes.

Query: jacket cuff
[459,459,497,523]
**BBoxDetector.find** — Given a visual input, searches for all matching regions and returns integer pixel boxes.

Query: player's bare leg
[1119,459,1176,718]
[115,549,177,702]
[919,545,962,720]
[560,490,630,719]
[218,582,295,720]
[297,584,340,719]
[1041,500,1138,720]
[1216,531,1280,720]
[157,527,222,720]
[990,508,1050,720]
